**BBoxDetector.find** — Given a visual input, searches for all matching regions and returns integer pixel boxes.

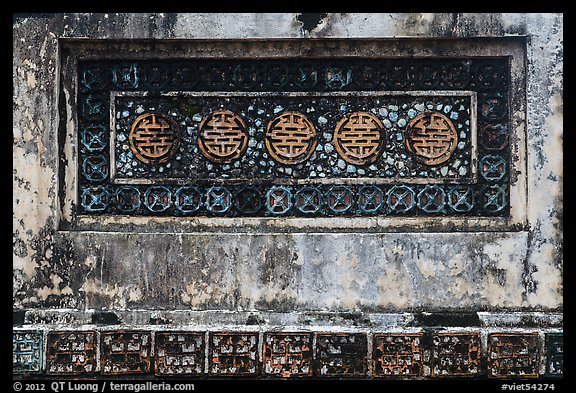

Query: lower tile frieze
[13,327,562,379]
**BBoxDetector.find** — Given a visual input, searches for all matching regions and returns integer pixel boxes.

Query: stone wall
[13,13,562,380]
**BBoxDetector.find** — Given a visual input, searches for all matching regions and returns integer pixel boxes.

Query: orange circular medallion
[129,113,181,164]
[334,112,385,165]
[198,110,249,163]
[405,112,458,166]
[265,112,317,165]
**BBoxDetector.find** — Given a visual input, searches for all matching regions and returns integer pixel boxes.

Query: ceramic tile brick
[315,333,367,377]
[545,333,563,377]
[263,332,313,377]
[46,331,96,375]
[488,333,539,378]
[431,332,481,377]
[101,331,151,375]
[155,332,205,376]
[208,332,259,376]
[13,331,43,374]
[372,333,423,378]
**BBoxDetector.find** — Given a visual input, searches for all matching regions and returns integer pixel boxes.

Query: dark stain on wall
[409,312,481,327]
[13,310,26,326]
[297,13,328,33]
[92,311,121,325]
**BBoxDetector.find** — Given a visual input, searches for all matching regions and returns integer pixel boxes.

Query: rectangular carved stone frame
[58,38,527,233]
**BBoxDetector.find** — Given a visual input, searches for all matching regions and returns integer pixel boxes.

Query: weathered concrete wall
[13,12,562,312]
[13,13,562,379]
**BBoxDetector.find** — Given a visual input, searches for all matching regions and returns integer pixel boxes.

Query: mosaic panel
[431,332,481,377]
[488,333,539,378]
[208,332,259,376]
[155,332,205,376]
[75,58,511,218]
[372,333,423,378]
[263,332,313,377]
[101,331,151,375]
[13,331,42,374]
[109,93,474,183]
[545,333,563,377]
[315,333,368,377]
[46,331,96,375]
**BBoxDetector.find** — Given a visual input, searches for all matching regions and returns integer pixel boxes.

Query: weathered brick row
[316,332,368,377]
[263,332,313,377]
[12,329,562,379]
[101,331,152,375]
[431,332,481,378]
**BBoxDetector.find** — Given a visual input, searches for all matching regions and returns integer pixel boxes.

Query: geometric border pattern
[77,183,507,217]
[14,329,557,379]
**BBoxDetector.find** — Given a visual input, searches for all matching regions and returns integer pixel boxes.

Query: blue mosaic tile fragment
[417,185,446,213]
[546,333,563,377]
[480,155,507,181]
[387,185,416,213]
[13,330,43,374]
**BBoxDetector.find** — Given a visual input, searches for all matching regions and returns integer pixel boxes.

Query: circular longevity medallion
[265,112,317,165]
[129,113,181,164]
[334,112,385,165]
[405,112,458,166]
[198,110,249,163]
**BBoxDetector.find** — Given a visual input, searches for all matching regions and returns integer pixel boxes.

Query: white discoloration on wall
[526,244,563,308]
[377,262,411,309]
[521,13,563,310]
[128,287,143,302]
[61,86,77,222]
[416,258,437,279]
[13,255,36,280]
[482,239,526,307]
[81,279,121,306]
[174,13,300,39]
[13,141,55,285]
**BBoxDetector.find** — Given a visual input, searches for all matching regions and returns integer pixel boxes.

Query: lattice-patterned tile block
[155,332,205,376]
[13,330,43,374]
[263,332,313,377]
[488,333,539,378]
[546,333,563,377]
[315,333,367,377]
[431,332,481,377]
[46,331,96,375]
[208,332,259,376]
[372,333,422,378]
[101,331,151,375]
